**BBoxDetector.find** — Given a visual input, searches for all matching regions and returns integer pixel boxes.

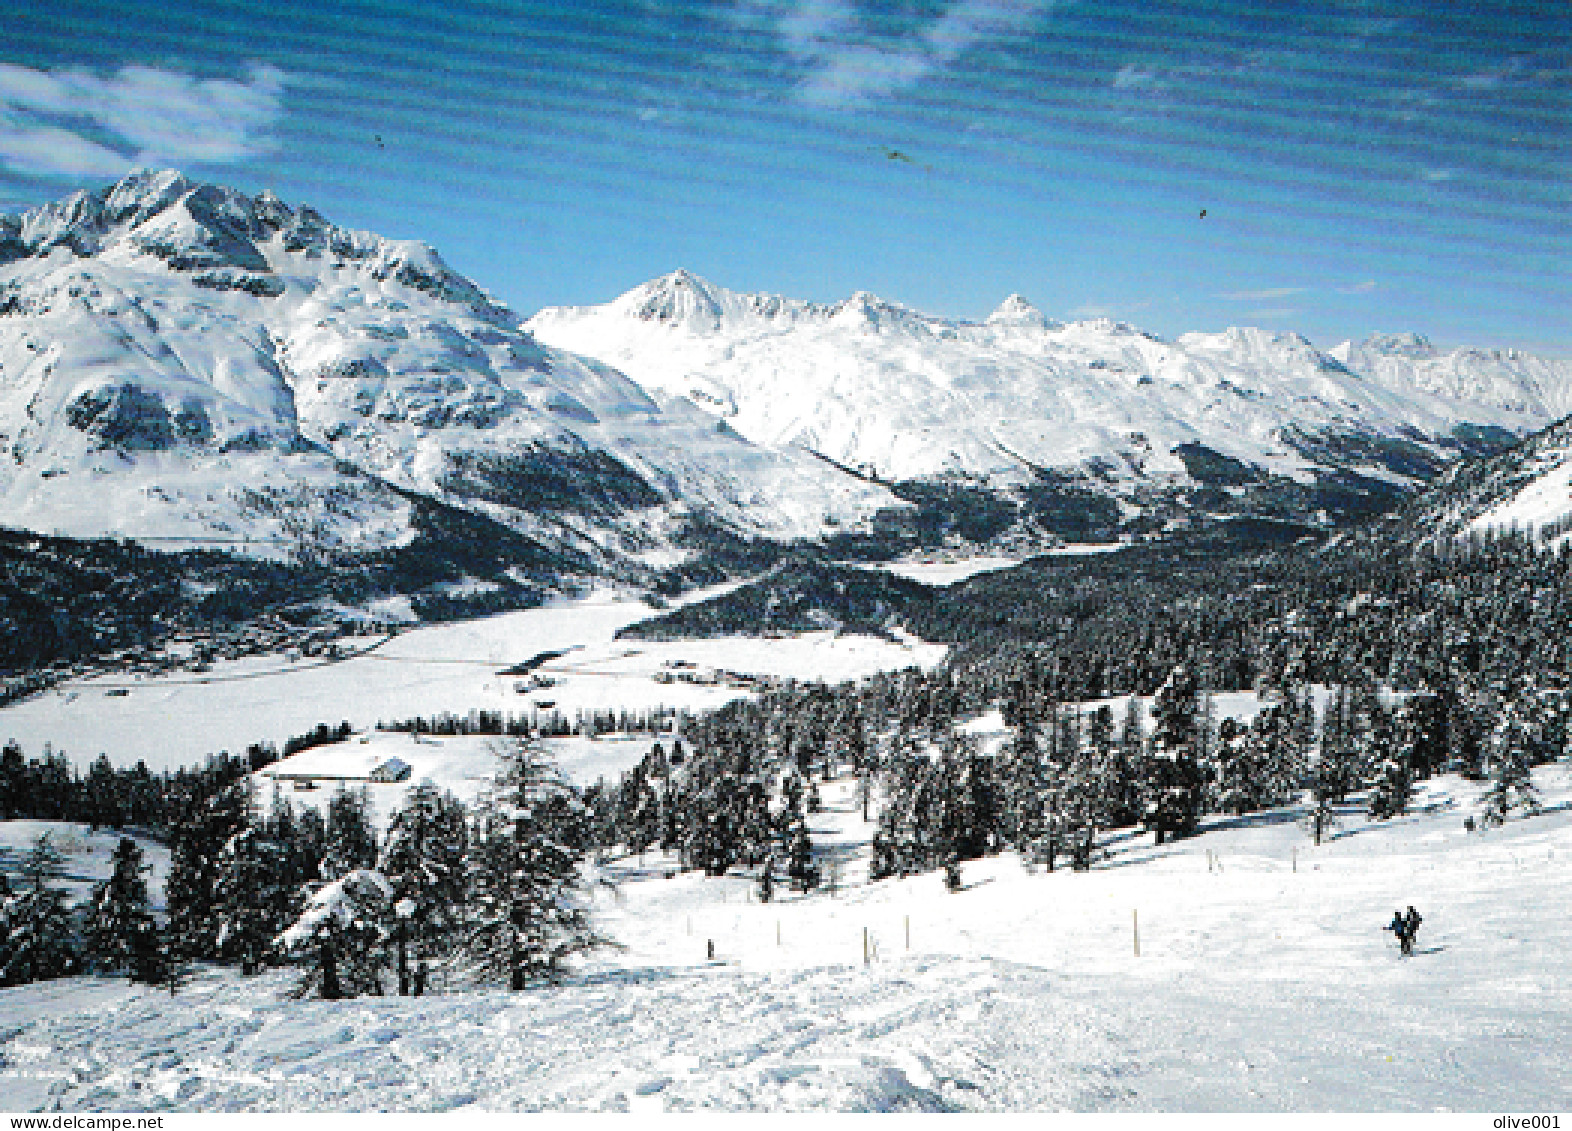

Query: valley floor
[0,584,947,772]
[2,765,1569,1112]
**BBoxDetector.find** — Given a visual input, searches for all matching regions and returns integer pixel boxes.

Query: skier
[1404,905,1423,954]
[1385,909,1411,956]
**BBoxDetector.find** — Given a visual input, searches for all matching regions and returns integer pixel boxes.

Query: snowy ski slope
[1,764,1568,1112]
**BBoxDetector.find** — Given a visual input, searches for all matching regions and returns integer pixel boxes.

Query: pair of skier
[1385,905,1423,956]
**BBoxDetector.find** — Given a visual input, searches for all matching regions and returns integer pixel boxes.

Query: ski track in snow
[3,767,1571,1112]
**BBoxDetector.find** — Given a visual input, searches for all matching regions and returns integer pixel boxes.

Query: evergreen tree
[128,919,171,987]
[81,836,154,975]
[786,814,819,893]
[1000,693,1047,862]
[1317,687,1362,802]
[0,834,79,985]
[380,781,469,995]
[1109,696,1146,828]
[1363,697,1408,819]
[322,785,378,880]
[213,826,291,974]
[1065,705,1117,870]
[464,740,599,990]
[164,778,249,962]
[1215,716,1256,816]
[1482,697,1542,825]
[277,868,392,1000]
[1144,666,1207,844]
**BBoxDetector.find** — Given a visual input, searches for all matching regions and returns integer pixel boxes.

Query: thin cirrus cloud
[0,63,286,177]
[775,0,1052,108]
[1215,286,1308,302]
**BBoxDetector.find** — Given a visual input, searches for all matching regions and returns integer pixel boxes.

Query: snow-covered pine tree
[786,816,819,892]
[262,785,320,901]
[1110,696,1145,828]
[277,868,392,999]
[1245,703,1303,812]
[1398,691,1449,780]
[213,825,291,974]
[1034,708,1078,871]
[128,918,171,988]
[999,690,1046,863]
[1482,696,1542,826]
[1316,686,1361,802]
[81,836,154,974]
[464,739,600,990]
[1366,702,1409,820]
[938,729,995,866]
[380,780,469,995]
[1195,692,1220,812]
[164,777,249,962]
[1305,767,1340,846]
[1215,715,1256,816]
[1065,705,1118,870]
[0,834,79,985]
[868,744,923,881]
[322,785,378,881]
[1144,665,1207,844]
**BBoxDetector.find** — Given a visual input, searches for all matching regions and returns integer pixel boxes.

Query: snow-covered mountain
[529,271,1572,527]
[0,173,891,567]
[6,173,1569,579]
[1382,411,1572,547]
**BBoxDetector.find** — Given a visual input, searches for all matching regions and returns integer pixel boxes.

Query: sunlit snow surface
[851,543,1125,586]
[1,766,1569,1112]
[0,586,947,773]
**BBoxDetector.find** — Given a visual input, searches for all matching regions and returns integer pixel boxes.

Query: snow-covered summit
[529,272,1572,496]
[0,175,894,558]
[986,293,1058,330]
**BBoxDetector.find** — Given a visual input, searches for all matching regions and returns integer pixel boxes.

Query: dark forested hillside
[621,558,933,641]
[0,493,585,685]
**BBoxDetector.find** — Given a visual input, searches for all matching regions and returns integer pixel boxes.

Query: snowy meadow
[0,765,1568,1112]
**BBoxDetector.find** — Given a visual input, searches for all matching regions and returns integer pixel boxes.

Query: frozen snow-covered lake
[848,544,1125,587]
[0,586,947,772]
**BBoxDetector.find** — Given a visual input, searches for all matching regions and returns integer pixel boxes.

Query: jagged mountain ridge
[0,173,893,572]
[5,171,1571,589]
[529,271,1572,530]
[1379,411,1572,547]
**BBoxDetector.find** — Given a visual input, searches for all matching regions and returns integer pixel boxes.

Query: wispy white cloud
[1112,64,1156,90]
[1337,280,1378,295]
[1216,286,1307,302]
[0,115,128,177]
[0,63,286,177]
[1246,307,1300,321]
[775,0,1051,108]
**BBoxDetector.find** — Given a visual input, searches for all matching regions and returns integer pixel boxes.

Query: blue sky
[0,0,1566,353]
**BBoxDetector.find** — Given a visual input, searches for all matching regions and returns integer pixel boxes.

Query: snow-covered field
[0,822,171,912]
[0,587,947,772]
[253,729,663,830]
[847,544,1126,587]
[3,764,1569,1113]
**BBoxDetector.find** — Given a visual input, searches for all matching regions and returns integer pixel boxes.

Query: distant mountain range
[0,171,889,580]
[530,270,1572,541]
[4,171,1572,592]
